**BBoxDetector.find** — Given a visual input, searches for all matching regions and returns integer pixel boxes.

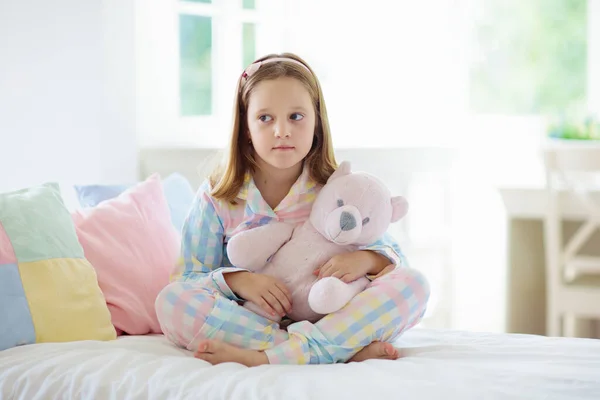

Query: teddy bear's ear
[390,196,409,222]
[327,161,352,183]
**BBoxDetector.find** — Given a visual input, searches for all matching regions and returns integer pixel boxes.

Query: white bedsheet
[1,328,599,400]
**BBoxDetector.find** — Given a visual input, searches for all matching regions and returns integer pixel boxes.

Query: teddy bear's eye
[337,199,344,207]
[362,217,370,226]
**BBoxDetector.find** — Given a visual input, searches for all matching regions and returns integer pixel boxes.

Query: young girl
[155,53,430,366]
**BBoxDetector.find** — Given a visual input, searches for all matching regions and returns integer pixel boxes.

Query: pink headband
[241,57,311,81]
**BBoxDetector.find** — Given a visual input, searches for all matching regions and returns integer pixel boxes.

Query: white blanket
[1,329,599,399]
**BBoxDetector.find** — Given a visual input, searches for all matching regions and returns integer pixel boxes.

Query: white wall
[0,0,137,198]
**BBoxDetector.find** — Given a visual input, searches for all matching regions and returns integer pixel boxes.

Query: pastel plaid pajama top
[172,166,407,291]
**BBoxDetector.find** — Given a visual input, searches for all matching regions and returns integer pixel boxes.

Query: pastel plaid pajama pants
[155,267,430,364]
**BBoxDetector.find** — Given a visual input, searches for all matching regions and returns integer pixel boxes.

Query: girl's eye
[290,113,304,121]
[259,115,272,122]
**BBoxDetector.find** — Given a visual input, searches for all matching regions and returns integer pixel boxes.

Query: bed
[1,328,599,399]
[1,151,599,399]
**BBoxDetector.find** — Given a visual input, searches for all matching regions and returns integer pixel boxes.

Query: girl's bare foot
[347,341,400,362]
[194,340,269,367]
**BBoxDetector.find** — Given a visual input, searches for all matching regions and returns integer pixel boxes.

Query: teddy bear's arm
[226,222,296,271]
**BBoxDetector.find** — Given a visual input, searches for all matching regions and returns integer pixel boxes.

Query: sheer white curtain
[280,0,469,148]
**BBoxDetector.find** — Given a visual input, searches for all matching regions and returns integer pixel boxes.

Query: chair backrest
[543,145,600,286]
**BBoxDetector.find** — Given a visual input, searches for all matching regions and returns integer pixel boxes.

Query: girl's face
[246,77,316,173]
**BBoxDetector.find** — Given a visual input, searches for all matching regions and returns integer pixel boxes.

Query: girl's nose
[274,121,291,138]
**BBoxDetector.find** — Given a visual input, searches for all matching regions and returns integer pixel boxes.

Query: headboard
[138,147,457,190]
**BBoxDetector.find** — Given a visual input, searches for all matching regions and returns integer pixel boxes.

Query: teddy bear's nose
[340,212,357,231]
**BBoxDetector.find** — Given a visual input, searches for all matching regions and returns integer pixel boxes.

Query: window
[137,0,598,148]
[136,0,284,147]
[469,0,588,117]
[460,0,599,186]
[178,0,260,117]
[179,13,212,116]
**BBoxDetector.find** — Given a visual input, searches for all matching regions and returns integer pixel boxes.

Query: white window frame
[135,0,285,149]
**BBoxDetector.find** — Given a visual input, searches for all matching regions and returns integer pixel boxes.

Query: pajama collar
[236,165,317,218]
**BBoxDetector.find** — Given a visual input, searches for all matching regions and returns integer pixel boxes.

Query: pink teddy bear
[226,161,409,323]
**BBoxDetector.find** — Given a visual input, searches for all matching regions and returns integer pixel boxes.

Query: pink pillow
[72,174,181,335]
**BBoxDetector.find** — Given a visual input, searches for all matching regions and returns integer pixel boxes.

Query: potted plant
[547,115,600,141]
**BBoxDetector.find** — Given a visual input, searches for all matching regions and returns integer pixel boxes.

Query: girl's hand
[314,251,391,283]
[225,271,292,318]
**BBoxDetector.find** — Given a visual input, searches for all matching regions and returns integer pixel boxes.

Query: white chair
[543,144,600,337]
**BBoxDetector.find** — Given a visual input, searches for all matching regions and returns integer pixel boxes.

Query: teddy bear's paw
[308,277,368,314]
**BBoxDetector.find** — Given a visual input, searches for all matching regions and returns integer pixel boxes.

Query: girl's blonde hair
[209,52,337,203]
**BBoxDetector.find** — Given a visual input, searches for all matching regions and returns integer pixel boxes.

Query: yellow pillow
[0,182,116,351]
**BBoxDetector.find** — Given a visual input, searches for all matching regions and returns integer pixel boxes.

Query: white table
[499,184,600,337]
